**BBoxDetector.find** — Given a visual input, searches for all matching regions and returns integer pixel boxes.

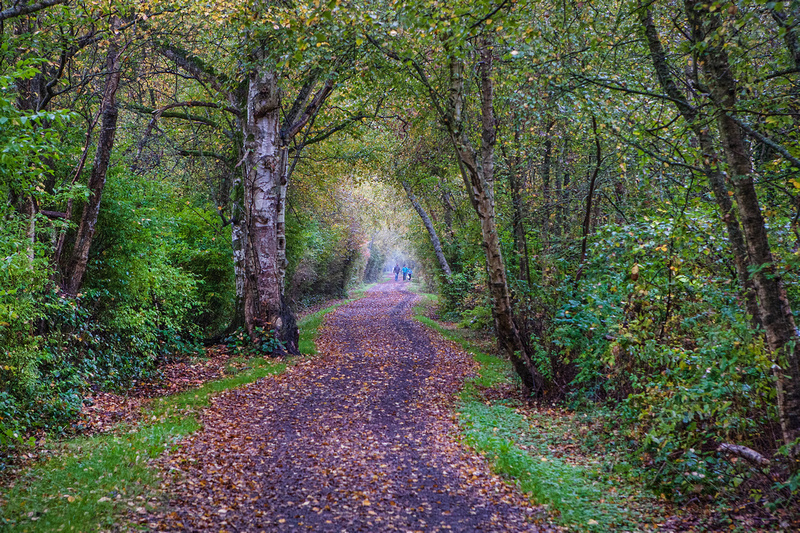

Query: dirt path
[143,281,551,532]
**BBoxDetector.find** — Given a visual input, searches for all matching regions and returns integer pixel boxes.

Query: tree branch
[718,443,770,467]
[177,149,233,162]
[0,0,69,22]
[725,113,800,169]
[158,44,235,97]
[282,68,321,134]
[282,77,335,140]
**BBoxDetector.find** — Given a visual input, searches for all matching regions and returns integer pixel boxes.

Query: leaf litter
[139,283,556,532]
[78,347,243,436]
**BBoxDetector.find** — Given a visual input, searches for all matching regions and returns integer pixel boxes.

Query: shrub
[523,207,781,498]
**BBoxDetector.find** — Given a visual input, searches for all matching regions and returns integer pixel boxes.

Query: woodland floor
[138,281,554,532]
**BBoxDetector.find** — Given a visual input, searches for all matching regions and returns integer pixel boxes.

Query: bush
[440,263,487,320]
[1,164,209,465]
[458,305,493,330]
[523,207,781,498]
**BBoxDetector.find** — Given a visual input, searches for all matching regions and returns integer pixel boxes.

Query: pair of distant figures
[393,264,412,281]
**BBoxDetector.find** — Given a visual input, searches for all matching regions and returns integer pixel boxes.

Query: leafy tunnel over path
[141,280,553,532]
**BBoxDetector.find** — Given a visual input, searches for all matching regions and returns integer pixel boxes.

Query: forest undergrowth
[0,295,356,532]
[411,290,800,532]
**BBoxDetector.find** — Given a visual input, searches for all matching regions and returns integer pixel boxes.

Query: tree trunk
[275,145,290,293]
[241,65,299,355]
[578,116,601,276]
[439,176,457,241]
[63,42,122,296]
[21,195,36,266]
[541,123,554,249]
[401,179,452,277]
[443,40,542,396]
[639,4,761,325]
[686,0,800,459]
[506,126,531,284]
[229,174,247,334]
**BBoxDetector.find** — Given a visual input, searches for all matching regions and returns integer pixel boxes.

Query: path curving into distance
[143,280,552,532]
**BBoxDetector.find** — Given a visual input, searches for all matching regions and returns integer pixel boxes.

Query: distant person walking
[402,265,409,281]
[393,263,401,281]
[407,267,412,281]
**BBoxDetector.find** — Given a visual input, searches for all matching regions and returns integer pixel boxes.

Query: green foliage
[439,264,487,321]
[457,304,492,331]
[0,59,72,195]
[526,208,780,498]
[88,169,203,350]
[224,327,285,357]
[0,64,83,461]
[170,204,235,336]
[286,212,361,305]
[1,357,286,532]
[0,165,215,462]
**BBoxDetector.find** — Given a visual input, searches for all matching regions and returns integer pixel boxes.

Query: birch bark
[241,65,299,354]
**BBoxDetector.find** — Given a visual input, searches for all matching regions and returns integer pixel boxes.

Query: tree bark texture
[685,0,800,457]
[440,178,456,241]
[229,175,247,335]
[401,180,452,277]
[541,126,553,248]
[442,40,542,396]
[242,66,299,354]
[639,5,761,325]
[63,43,121,296]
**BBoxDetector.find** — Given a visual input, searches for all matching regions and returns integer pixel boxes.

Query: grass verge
[2,290,373,531]
[411,295,661,532]
[0,357,286,532]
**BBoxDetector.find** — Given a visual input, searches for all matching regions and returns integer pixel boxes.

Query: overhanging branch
[0,0,69,22]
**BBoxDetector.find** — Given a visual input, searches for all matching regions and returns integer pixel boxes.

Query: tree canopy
[2,0,800,509]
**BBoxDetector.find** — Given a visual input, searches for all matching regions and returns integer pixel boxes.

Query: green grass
[1,357,286,532]
[412,295,660,532]
[2,287,379,531]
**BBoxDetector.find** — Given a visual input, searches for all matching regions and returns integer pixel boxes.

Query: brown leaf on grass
[78,348,241,436]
